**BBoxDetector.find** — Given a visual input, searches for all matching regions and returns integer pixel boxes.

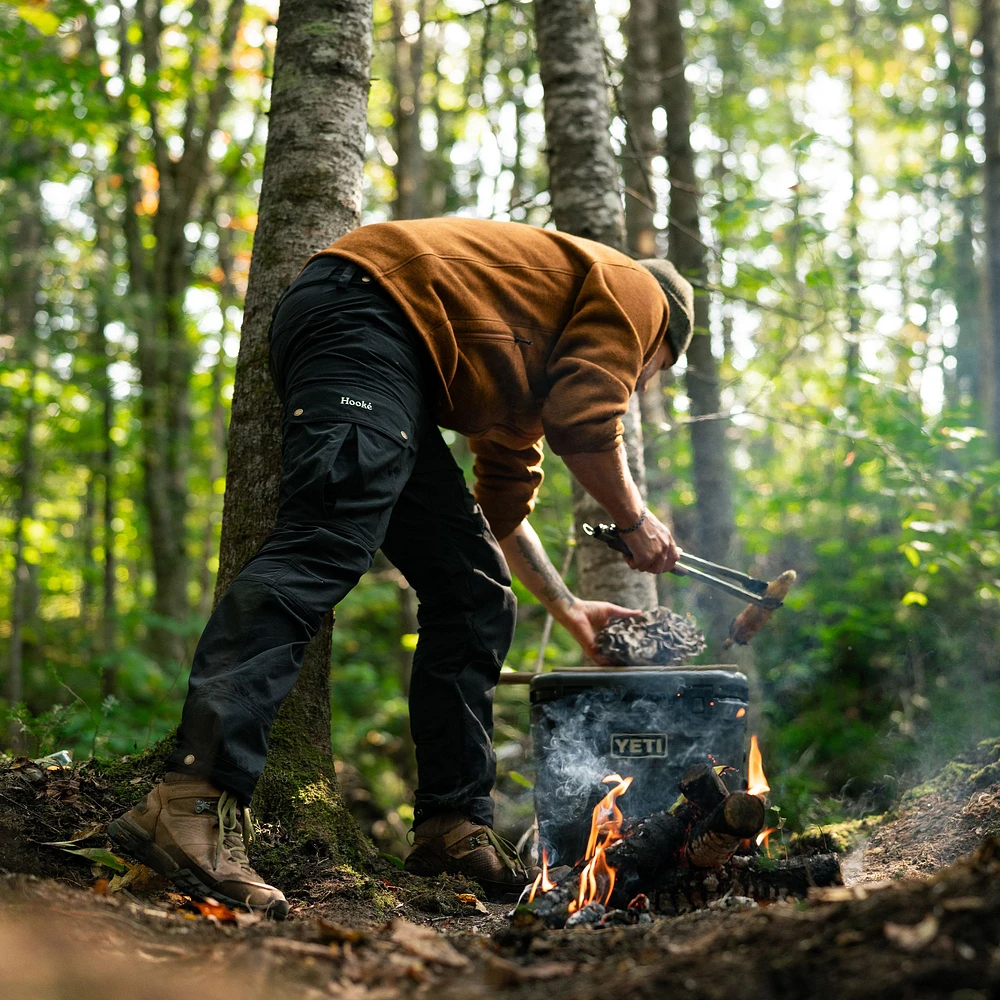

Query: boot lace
[484,827,525,874]
[216,791,255,867]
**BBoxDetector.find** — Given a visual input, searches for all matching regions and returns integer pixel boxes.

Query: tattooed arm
[499,520,641,662]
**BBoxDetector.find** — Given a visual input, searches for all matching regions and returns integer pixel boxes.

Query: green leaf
[901,591,928,607]
[56,847,130,873]
[16,5,61,35]
[507,770,534,789]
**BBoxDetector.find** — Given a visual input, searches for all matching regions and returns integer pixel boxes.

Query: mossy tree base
[251,615,375,878]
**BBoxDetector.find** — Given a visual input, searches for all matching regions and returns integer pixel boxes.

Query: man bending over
[110,218,694,916]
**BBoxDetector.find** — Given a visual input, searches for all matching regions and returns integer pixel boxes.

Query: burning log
[678,761,729,811]
[522,735,839,927]
[525,809,687,927]
[685,792,766,868]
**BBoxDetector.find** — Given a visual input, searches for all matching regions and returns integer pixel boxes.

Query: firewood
[528,811,687,926]
[731,853,844,900]
[686,792,766,867]
[655,854,843,913]
[678,762,729,812]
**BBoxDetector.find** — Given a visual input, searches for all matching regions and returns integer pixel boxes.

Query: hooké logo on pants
[341,396,373,410]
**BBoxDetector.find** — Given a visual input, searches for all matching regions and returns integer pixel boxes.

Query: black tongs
[582,522,782,610]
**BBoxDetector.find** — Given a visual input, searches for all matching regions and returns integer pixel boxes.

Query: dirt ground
[3,744,1000,1000]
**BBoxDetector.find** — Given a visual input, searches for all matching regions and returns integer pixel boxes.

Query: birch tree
[534,0,658,615]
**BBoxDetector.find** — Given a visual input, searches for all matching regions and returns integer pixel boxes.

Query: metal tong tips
[582,522,782,611]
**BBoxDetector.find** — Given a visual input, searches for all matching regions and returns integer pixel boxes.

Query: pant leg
[167,261,428,804]
[380,424,517,829]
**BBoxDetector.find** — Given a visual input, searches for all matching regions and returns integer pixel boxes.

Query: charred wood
[686,792,766,867]
[678,762,729,812]
[655,853,843,914]
[528,811,687,925]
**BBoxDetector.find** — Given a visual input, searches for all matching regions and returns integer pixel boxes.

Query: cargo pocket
[281,390,419,549]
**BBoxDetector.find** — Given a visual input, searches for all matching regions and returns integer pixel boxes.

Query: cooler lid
[529,666,748,703]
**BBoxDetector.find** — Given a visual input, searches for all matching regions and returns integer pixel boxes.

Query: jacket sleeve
[541,262,669,456]
[469,435,545,541]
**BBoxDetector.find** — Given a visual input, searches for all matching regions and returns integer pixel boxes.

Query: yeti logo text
[610,733,668,758]
[340,396,373,410]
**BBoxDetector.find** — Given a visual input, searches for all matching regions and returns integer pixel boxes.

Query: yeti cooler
[530,666,749,866]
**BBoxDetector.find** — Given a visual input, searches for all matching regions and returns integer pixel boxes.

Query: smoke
[531,670,748,864]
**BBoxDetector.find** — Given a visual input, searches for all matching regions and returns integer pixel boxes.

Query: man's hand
[620,509,681,574]
[562,600,642,664]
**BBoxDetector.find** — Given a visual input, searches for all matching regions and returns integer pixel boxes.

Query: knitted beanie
[638,258,695,362]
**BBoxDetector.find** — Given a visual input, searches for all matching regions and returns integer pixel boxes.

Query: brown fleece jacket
[314,217,670,540]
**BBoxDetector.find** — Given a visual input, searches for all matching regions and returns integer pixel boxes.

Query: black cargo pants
[166,255,517,828]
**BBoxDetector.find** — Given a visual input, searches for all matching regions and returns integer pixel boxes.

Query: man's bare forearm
[560,444,644,526]
[499,520,576,622]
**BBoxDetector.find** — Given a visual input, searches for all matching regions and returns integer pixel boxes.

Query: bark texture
[217,0,374,862]
[622,0,659,259]
[980,0,1000,448]
[391,0,427,220]
[660,0,735,647]
[534,0,657,614]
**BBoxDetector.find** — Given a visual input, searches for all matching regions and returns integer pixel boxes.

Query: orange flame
[747,734,770,797]
[527,848,556,903]
[756,826,777,857]
[567,773,633,914]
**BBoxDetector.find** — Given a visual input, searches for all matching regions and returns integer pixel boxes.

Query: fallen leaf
[57,846,130,874]
[189,898,239,923]
[41,822,106,847]
[884,913,939,951]
[483,956,574,986]
[456,893,488,914]
[389,919,470,968]
[108,863,167,893]
[262,939,340,959]
[92,878,110,896]
[316,918,365,943]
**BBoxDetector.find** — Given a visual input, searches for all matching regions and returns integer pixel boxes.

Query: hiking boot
[403,811,535,901]
[108,773,288,919]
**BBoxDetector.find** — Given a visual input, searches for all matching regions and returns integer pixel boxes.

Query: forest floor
[2,740,1000,1000]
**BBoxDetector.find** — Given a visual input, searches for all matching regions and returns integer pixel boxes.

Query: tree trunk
[943,0,982,408]
[623,0,674,560]
[534,0,658,614]
[660,0,735,650]
[4,176,43,750]
[980,0,1000,448]
[100,342,118,700]
[216,0,374,861]
[391,0,427,220]
[79,469,97,628]
[622,0,659,259]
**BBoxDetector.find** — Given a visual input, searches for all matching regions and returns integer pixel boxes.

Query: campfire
[521,737,843,928]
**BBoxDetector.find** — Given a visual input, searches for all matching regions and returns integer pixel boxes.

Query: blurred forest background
[2,0,999,859]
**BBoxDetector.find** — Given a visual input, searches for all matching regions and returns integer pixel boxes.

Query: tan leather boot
[108,773,288,919]
[403,810,536,901]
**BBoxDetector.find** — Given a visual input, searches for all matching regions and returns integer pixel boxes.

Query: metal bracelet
[616,508,648,534]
